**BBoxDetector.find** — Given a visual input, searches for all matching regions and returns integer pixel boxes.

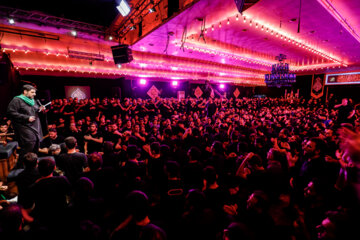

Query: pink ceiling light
[317,0,360,44]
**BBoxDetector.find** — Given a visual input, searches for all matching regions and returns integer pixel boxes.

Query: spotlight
[109,36,113,40]
[117,0,131,17]
[149,7,156,13]
[220,84,225,89]
[117,64,122,68]
[172,81,178,86]
[140,79,147,85]
[71,30,77,36]
[8,18,15,24]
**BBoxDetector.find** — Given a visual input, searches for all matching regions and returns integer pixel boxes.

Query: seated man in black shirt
[39,128,64,155]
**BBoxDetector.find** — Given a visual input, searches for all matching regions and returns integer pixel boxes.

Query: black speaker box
[111,44,133,64]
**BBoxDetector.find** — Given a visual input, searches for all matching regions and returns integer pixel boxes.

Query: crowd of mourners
[1,95,360,240]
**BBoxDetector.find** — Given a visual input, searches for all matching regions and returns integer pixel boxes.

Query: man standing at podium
[7,84,45,167]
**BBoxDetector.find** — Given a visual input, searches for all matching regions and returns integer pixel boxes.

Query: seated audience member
[39,128,64,155]
[57,136,88,185]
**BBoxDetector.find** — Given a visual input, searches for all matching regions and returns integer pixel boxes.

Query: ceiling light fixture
[117,0,131,17]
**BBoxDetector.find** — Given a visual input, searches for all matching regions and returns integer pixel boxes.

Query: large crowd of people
[1,93,360,240]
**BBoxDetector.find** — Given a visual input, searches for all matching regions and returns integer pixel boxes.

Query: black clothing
[56,152,88,184]
[15,168,41,206]
[24,176,71,223]
[40,135,65,149]
[7,97,43,165]
[337,104,354,124]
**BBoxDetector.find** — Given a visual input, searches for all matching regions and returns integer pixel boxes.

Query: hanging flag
[311,74,325,99]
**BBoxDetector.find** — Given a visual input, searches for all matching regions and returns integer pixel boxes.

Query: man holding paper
[7,84,46,167]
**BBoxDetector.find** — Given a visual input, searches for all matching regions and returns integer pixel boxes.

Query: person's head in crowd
[103,141,114,154]
[246,190,270,213]
[127,145,140,160]
[69,122,77,132]
[0,203,24,234]
[74,177,94,201]
[125,120,132,129]
[88,152,103,171]
[126,190,149,222]
[303,137,326,159]
[48,144,61,156]
[37,157,56,177]
[64,136,77,150]
[150,142,160,156]
[163,128,172,139]
[160,144,171,159]
[89,122,98,134]
[254,136,265,149]
[133,124,140,133]
[203,166,217,189]
[341,98,348,106]
[188,146,201,162]
[23,152,38,169]
[223,222,253,240]
[246,154,264,171]
[184,188,206,211]
[165,161,180,179]
[211,140,224,156]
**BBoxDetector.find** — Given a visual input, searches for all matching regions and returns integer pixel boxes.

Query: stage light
[71,30,77,36]
[140,79,147,85]
[172,81,178,86]
[220,84,225,89]
[117,0,131,17]
[8,18,15,24]
[149,7,156,13]
[117,64,122,68]
[109,36,113,40]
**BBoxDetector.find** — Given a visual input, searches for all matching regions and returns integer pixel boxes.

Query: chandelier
[265,54,296,87]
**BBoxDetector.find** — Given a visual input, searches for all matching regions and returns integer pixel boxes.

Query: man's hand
[39,106,46,112]
[84,135,92,140]
[29,116,36,122]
